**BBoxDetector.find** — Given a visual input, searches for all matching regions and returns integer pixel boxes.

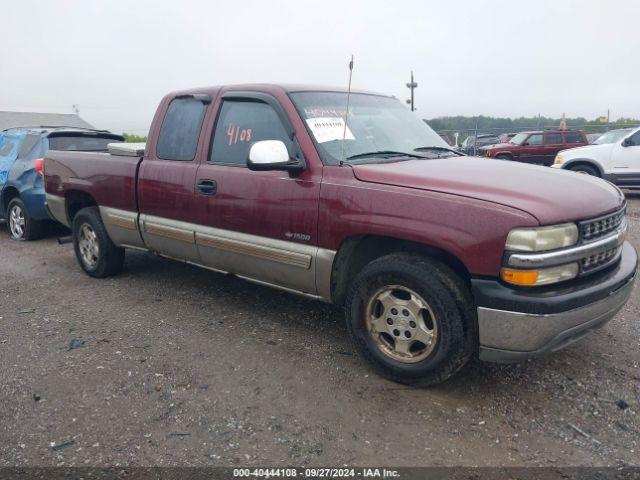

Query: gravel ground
[1,197,639,468]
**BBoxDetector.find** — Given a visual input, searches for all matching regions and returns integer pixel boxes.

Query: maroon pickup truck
[43,84,636,386]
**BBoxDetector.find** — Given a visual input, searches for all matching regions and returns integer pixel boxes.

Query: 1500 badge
[285,232,311,242]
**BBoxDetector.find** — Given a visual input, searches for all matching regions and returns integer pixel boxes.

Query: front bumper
[473,241,637,363]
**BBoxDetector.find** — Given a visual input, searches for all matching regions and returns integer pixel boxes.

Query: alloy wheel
[78,223,100,268]
[9,204,25,239]
[365,285,438,363]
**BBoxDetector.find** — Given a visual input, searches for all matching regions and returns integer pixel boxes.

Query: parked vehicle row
[464,126,640,189]
[40,84,636,386]
[478,129,588,165]
[0,126,124,240]
[456,133,501,155]
[552,127,640,187]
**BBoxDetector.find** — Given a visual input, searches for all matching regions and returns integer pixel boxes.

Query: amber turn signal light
[501,268,539,286]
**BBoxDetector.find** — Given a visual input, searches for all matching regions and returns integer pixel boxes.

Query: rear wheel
[345,254,475,386]
[570,164,599,177]
[72,207,124,277]
[7,198,45,241]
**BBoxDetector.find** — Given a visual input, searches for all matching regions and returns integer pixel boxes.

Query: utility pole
[406,71,418,112]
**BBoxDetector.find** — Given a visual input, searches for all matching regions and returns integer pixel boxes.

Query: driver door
[193,92,322,295]
[518,133,544,164]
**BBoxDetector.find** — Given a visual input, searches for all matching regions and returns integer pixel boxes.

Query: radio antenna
[340,54,354,165]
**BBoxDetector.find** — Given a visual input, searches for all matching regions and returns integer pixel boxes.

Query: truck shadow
[120,249,596,399]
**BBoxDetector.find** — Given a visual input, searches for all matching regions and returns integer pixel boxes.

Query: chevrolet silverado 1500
[43,84,637,386]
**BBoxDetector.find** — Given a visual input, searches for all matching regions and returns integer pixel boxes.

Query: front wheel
[72,207,125,277]
[570,164,599,177]
[7,198,45,241]
[345,254,475,386]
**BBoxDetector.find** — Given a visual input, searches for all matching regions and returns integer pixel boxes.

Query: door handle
[197,179,217,196]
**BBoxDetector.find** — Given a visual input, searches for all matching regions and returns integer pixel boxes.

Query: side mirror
[622,138,633,147]
[247,140,305,173]
[522,142,529,146]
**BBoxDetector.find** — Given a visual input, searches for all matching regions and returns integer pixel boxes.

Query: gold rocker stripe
[106,213,137,230]
[143,222,195,244]
[196,233,312,269]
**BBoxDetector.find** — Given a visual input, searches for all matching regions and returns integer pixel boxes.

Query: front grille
[581,246,620,273]
[580,208,625,242]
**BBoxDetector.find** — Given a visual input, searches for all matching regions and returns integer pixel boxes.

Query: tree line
[425,115,640,135]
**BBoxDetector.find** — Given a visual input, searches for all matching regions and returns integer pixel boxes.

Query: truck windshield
[593,129,633,145]
[509,133,528,145]
[290,91,450,165]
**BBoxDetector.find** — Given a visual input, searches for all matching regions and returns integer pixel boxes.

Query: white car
[552,127,640,187]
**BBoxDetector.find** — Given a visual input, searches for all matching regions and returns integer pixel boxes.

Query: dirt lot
[1,197,639,468]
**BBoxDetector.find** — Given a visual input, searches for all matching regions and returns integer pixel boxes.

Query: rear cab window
[48,134,124,152]
[156,97,208,161]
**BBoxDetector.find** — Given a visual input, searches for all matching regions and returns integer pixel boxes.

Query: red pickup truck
[43,84,636,386]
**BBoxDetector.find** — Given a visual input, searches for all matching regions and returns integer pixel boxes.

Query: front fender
[492,150,515,158]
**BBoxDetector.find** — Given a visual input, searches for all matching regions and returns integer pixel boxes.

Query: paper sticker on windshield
[306,117,354,144]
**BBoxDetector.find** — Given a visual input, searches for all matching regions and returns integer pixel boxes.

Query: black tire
[494,153,512,161]
[72,206,124,278]
[6,197,46,241]
[345,253,475,387]
[570,164,599,177]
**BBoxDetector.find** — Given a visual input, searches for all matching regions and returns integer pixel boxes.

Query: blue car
[0,127,124,240]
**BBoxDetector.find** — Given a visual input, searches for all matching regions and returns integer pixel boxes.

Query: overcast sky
[1,0,638,134]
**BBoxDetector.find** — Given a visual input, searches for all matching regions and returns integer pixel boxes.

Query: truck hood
[351,156,624,225]
[560,142,613,160]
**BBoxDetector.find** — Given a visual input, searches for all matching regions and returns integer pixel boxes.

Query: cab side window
[564,131,583,144]
[629,131,640,146]
[156,98,207,161]
[210,100,290,166]
[545,133,562,145]
[526,134,543,145]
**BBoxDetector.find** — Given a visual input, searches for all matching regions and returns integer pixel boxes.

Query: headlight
[501,263,579,286]
[554,154,564,165]
[505,223,578,252]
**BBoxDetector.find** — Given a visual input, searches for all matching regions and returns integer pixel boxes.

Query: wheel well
[65,190,98,223]
[494,152,513,159]
[1,186,20,216]
[566,160,602,177]
[330,235,471,305]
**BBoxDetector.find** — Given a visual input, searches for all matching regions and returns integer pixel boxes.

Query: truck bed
[44,149,143,224]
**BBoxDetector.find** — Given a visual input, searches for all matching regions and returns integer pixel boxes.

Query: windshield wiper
[413,146,461,156]
[346,150,426,161]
